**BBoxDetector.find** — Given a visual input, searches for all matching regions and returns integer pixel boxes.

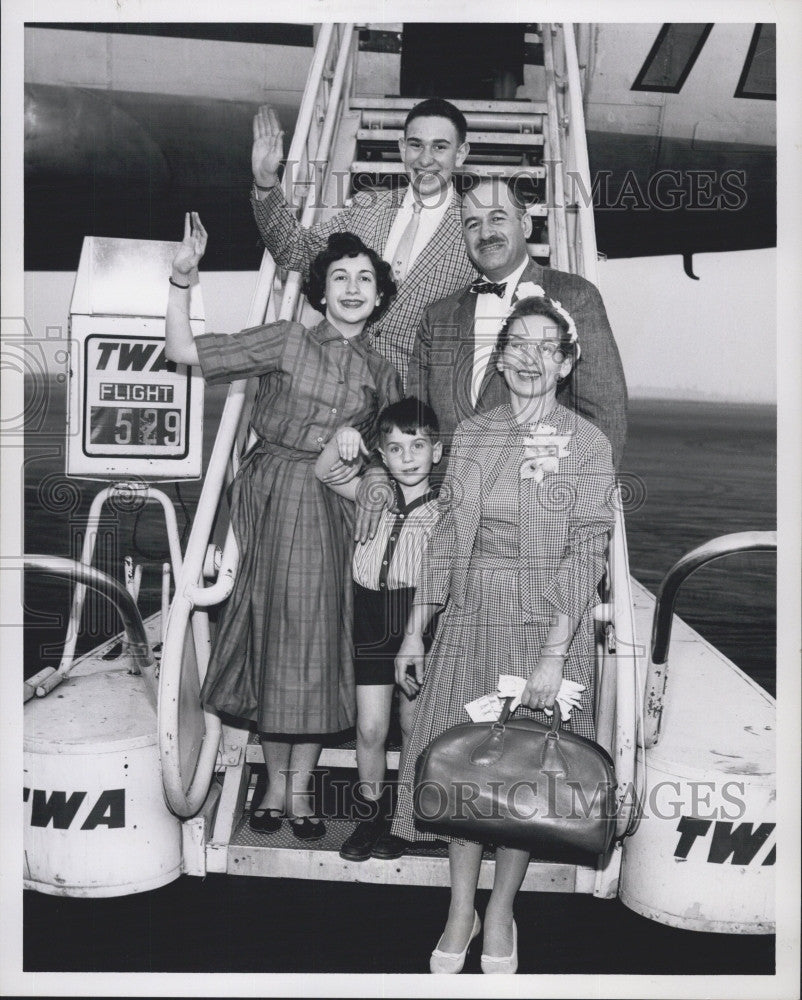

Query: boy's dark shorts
[353,582,436,686]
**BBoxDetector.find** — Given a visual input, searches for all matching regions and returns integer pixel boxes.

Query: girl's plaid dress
[195,319,401,735]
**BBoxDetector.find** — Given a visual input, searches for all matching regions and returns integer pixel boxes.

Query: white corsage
[514,281,546,302]
[520,422,572,482]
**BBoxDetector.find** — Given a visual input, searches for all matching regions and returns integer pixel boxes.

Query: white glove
[497,675,585,720]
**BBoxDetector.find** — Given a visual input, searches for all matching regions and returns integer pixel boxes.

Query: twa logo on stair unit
[673,817,776,866]
[24,786,126,830]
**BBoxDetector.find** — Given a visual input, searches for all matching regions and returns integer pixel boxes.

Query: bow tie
[469,279,507,297]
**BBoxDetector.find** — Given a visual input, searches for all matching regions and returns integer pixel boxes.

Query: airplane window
[631,23,713,94]
[734,24,776,100]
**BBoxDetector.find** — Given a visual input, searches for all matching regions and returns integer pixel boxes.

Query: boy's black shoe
[370,832,410,860]
[339,816,388,862]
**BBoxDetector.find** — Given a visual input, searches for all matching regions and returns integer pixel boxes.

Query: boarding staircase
[321,95,551,260]
[158,23,641,897]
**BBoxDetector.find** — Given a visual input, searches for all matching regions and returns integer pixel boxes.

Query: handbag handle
[471,696,565,768]
[499,697,568,773]
[497,696,563,730]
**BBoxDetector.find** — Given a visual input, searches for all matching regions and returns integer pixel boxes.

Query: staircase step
[245,731,401,770]
[360,110,546,133]
[351,96,548,115]
[357,150,543,169]
[527,244,551,258]
[357,128,545,146]
[225,815,592,890]
[319,107,361,224]
[244,741,400,770]
[350,162,546,180]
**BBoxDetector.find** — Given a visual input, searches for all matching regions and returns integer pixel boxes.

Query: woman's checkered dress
[195,319,401,735]
[391,408,613,844]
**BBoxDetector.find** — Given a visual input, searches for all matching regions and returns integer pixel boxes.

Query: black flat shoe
[289,816,326,842]
[248,770,283,833]
[249,806,284,833]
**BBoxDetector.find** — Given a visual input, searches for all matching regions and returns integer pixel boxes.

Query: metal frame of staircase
[343,94,550,259]
[159,24,358,818]
[157,22,642,899]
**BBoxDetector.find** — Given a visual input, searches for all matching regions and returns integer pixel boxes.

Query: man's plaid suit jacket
[407,259,628,468]
[252,185,478,386]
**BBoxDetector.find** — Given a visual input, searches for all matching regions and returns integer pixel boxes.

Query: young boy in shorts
[315,398,442,861]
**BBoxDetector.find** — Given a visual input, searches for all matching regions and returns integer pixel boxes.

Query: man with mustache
[408,176,627,467]
[359,176,627,864]
[250,99,477,386]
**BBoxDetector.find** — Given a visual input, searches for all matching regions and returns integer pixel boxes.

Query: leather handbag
[413,698,617,854]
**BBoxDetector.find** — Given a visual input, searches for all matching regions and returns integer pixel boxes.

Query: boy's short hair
[378,397,440,443]
[404,98,468,145]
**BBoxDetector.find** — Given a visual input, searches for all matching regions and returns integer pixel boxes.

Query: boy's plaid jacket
[252,185,478,386]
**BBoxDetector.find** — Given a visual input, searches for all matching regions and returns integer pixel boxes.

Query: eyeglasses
[505,339,566,359]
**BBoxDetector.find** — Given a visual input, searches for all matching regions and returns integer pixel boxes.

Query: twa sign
[83,334,191,461]
[24,786,125,830]
[67,317,204,481]
[67,236,204,480]
[92,340,177,373]
[673,817,776,866]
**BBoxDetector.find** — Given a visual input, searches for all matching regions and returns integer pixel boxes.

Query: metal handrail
[278,24,356,322]
[56,483,184,677]
[542,26,569,271]
[23,555,156,704]
[644,531,777,747]
[562,23,600,282]
[310,25,354,206]
[158,23,356,817]
[551,26,643,885]
[608,501,641,839]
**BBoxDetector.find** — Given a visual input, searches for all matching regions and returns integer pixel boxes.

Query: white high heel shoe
[429,910,481,974]
[480,919,518,974]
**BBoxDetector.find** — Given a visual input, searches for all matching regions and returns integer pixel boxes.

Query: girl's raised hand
[172,212,208,277]
[335,427,369,464]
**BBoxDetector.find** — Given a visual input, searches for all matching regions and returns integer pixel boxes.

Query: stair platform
[351,95,547,115]
[244,731,401,770]
[351,162,546,179]
[226,814,596,890]
[357,128,545,147]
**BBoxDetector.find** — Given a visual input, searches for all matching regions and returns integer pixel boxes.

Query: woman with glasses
[391,293,616,974]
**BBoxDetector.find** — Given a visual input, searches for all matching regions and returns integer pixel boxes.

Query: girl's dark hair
[496,296,580,364]
[305,233,396,322]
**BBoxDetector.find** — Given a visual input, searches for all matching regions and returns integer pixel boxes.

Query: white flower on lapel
[520,423,573,483]
[514,282,546,302]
